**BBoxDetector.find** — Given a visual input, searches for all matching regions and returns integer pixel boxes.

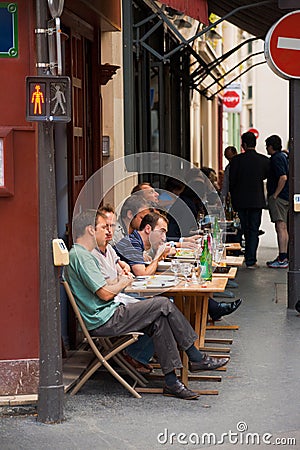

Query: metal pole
[122,0,135,170]
[288,79,300,310]
[36,0,64,423]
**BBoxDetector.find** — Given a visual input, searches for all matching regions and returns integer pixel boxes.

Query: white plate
[146,281,175,288]
[157,261,171,271]
[132,275,176,289]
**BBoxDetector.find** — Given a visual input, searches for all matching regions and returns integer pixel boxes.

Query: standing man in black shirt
[229,132,270,269]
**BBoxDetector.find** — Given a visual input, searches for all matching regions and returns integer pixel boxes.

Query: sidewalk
[1,239,300,449]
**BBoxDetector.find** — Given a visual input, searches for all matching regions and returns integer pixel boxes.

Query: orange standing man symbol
[31,84,45,114]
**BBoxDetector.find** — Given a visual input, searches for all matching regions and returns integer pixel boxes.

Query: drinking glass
[181,263,192,287]
[170,260,180,281]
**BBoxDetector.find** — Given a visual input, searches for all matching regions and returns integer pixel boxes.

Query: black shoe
[189,354,229,372]
[210,299,242,321]
[163,380,199,400]
[295,300,300,314]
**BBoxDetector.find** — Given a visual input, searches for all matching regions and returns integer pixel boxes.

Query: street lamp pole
[36,0,64,423]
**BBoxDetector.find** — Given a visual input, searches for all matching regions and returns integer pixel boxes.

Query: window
[248,108,253,128]
[248,85,253,99]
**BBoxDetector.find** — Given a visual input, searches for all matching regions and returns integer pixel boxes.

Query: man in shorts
[266,135,289,268]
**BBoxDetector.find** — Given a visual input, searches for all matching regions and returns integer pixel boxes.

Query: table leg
[199,294,209,348]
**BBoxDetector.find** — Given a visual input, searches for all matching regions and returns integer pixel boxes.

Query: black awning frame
[133,0,272,98]
[137,0,271,61]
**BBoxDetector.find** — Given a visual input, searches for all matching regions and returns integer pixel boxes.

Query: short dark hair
[241,131,256,149]
[139,212,168,231]
[98,203,115,214]
[120,194,150,219]
[96,210,109,223]
[224,146,237,156]
[164,177,184,193]
[265,135,282,152]
[131,182,151,194]
[73,210,97,239]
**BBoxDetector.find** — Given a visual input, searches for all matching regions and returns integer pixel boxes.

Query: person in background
[265,135,289,268]
[131,182,160,207]
[167,178,207,240]
[111,194,151,246]
[229,132,269,269]
[221,146,238,203]
[158,177,185,211]
[201,167,220,192]
[66,210,229,400]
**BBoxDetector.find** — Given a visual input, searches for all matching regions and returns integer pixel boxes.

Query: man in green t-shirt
[65,210,229,400]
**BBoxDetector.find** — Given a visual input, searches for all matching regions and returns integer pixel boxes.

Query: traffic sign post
[26,76,71,122]
[265,11,300,311]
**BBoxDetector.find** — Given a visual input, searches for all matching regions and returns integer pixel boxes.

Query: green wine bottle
[200,237,212,281]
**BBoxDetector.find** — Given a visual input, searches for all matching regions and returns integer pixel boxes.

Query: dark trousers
[90,296,198,374]
[238,208,262,266]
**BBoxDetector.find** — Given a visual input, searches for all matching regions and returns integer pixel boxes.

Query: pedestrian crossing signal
[26,76,71,122]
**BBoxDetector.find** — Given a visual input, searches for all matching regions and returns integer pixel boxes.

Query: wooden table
[220,255,244,266]
[126,277,228,389]
[225,242,242,252]
[213,266,237,279]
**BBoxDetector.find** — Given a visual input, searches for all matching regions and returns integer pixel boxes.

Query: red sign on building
[223,84,242,113]
[265,11,300,80]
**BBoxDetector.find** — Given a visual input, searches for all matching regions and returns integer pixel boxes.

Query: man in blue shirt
[65,210,229,400]
[265,135,289,268]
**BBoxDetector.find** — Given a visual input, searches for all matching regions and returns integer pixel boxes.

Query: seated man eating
[65,210,229,400]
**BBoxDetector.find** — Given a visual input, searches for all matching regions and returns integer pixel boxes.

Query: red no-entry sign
[265,11,300,80]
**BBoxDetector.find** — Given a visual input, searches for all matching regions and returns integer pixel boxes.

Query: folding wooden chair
[62,280,147,398]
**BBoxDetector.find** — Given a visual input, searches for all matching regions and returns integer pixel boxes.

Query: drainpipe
[36,0,64,423]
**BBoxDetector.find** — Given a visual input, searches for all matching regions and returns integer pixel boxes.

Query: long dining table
[126,276,228,390]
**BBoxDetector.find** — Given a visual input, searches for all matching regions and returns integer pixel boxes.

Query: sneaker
[266,257,278,265]
[246,263,259,269]
[267,258,288,269]
[163,380,199,400]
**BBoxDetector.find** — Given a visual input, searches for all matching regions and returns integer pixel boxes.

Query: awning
[208,0,289,38]
[161,0,209,25]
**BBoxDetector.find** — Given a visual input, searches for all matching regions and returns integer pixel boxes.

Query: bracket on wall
[99,64,120,85]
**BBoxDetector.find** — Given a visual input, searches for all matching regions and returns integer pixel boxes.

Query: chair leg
[112,353,149,387]
[101,359,142,399]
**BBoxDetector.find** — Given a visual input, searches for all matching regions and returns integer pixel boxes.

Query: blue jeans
[238,208,262,266]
